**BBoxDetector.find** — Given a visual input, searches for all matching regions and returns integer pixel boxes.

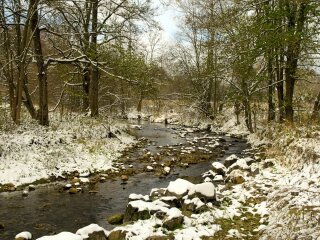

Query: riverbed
[0,122,249,239]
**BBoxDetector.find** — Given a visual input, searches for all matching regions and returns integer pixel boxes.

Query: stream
[0,122,250,240]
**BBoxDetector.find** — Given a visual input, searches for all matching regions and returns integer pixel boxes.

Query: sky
[153,2,180,43]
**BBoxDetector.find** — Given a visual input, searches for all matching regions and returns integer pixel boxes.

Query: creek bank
[1,122,250,240]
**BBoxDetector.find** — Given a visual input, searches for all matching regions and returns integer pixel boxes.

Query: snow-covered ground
[0,116,135,187]
[8,107,320,239]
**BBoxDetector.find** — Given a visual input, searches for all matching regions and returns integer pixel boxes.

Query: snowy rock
[163,208,184,231]
[204,177,212,182]
[183,197,206,212]
[129,193,150,202]
[159,196,180,208]
[188,182,216,202]
[80,178,90,183]
[263,158,275,168]
[164,166,171,174]
[211,162,227,176]
[226,169,245,184]
[28,185,36,191]
[146,166,154,171]
[213,175,224,183]
[227,158,250,173]
[22,190,29,197]
[150,188,167,199]
[244,157,255,166]
[224,154,239,167]
[130,125,142,130]
[123,200,169,222]
[64,184,72,189]
[76,224,108,239]
[167,178,194,198]
[15,232,32,240]
[37,232,82,240]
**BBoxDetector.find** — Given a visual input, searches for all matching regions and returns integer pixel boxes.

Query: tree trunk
[82,67,90,111]
[243,97,253,133]
[267,55,275,121]
[89,0,99,117]
[30,0,49,126]
[82,0,92,112]
[284,2,307,122]
[311,91,320,121]
[137,92,143,113]
[276,51,285,123]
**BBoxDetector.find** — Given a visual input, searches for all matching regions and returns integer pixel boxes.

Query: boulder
[76,224,108,240]
[182,197,207,213]
[69,188,78,194]
[263,159,275,168]
[167,179,194,198]
[121,175,129,181]
[3,183,15,192]
[188,182,216,202]
[15,232,32,240]
[227,158,250,173]
[150,188,167,200]
[244,157,255,166]
[86,231,107,240]
[107,214,124,225]
[163,216,184,231]
[159,196,180,208]
[227,169,245,184]
[211,162,227,176]
[213,175,224,183]
[108,230,128,240]
[123,200,169,222]
[224,154,239,168]
[0,223,4,230]
[28,185,36,191]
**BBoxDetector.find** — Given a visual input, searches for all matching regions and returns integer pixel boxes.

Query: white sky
[153,2,180,43]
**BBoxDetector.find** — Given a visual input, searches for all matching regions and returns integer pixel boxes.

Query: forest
[0,0,319,240]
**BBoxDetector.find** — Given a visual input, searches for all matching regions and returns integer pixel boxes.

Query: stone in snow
[167,178,194,197]
[146,166,154,171]
[212,162,227,175]
[228,158,250,173]
[15,232,32,240]
[213,175,224,182]
[188,182,215,200]
[76,223,109,239]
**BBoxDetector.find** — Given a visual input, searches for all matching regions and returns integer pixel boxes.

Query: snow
[166,207,182,220]
[167,178,194,196]
[164,166,171,173]
[188,182,215,198]
[129,193,150,201]
[211,162,227,172]
[0,117,135,186]
[36,232,82,240]
[128,200,169,212]
[76,224,108,238]
[15,232,32,239]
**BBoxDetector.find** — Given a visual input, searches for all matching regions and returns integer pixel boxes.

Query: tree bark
[89,0,99,117]
[311,91,320,121]
[284,2,307,122]
[267,53,275,121]
[30,0,49,126]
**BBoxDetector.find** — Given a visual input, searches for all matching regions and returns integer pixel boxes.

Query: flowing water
[0,122,249,239]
